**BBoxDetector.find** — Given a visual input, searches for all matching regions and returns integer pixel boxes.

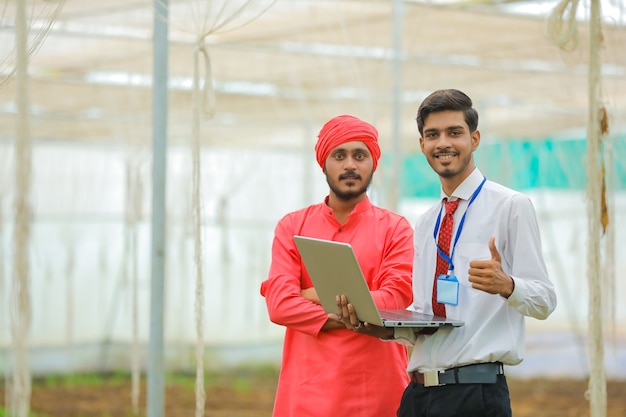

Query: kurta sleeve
[260,214,329,336]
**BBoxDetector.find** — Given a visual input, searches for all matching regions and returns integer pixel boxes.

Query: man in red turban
[313,114,382,207]
[261,114,414,416]
[315,114,381,171]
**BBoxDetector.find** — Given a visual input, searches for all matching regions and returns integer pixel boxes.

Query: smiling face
[324,140,374,202]
[419,110,480,195]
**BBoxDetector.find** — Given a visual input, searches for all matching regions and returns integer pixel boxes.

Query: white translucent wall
[0,142,625,378]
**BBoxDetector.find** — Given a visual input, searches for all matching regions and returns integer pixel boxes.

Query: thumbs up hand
[488,236,502,264]
[468,237,515,298]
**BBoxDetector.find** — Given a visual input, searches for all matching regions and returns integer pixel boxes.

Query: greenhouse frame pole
[148,1,168,417]
[389,0,404,212]
[13,0,33,416]
[586,2,607,417]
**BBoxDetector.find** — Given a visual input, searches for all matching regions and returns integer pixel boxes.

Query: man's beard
[430,150,472,179]
[326,170,374,201]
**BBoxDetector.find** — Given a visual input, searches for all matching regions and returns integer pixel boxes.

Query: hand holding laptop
[301,286,393,335]
[336,295,396,339]
[336,295,441,338]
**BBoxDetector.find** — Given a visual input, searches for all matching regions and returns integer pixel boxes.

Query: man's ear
[471,130,480,151]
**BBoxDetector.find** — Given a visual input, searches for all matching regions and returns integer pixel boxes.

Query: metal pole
[147,1,168,417]
[389,0,404,212]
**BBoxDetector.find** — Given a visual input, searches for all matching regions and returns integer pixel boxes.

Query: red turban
[315,115,381,172]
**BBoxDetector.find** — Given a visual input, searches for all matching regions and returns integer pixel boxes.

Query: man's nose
[343,156,358,168]
[436,133,453,147]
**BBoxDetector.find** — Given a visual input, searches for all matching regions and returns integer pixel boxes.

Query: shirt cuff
[506,275,525,306]
[391,327,417,345]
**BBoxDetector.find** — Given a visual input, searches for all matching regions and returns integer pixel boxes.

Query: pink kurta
[261,197,413,417]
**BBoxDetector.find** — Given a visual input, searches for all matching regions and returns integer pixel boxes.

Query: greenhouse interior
[1,0,625,416]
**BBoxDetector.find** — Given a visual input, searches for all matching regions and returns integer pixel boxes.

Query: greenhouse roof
[1,0,625,152]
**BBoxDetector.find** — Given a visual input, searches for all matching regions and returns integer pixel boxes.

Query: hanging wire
[547,1,610,416]
[547,0,581,52]
[126,161,144,415]
[0,141,13,414]
[191,33,206,417]
[584,4,608,414]
[168,2,278,416]
[0,0,66,89]
[194,40,215,119]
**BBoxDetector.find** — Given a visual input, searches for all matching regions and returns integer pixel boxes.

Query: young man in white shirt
[339,89,557,417]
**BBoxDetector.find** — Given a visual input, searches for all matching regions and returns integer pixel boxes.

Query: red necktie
[432,198,460,317]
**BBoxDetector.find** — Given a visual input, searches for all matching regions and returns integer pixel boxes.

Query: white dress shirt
[395,168,557,372]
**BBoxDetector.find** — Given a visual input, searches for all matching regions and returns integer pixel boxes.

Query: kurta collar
[323,195,372,216]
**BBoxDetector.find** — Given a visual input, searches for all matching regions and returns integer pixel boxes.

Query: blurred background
[0,0,625,409]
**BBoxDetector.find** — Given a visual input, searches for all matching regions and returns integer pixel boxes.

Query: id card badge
[436,274,459,306]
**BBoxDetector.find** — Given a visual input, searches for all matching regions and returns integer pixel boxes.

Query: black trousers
[396,374,512,417]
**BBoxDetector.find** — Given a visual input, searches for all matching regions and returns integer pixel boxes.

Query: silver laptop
[294,235,464,328]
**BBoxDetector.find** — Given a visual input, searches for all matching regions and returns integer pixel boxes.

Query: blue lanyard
[433,177,486,273]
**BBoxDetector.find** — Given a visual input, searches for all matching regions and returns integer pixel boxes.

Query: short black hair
[415,89,478,136]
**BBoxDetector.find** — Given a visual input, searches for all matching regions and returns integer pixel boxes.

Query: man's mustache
[339,172,362,180]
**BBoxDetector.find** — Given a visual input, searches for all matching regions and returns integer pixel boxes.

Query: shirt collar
[439,168,484,201]
[323,195,372,215]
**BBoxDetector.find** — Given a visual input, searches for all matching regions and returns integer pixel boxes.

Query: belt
[410,362,504,387]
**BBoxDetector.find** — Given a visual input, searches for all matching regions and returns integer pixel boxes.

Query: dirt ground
[1,370,625,417]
